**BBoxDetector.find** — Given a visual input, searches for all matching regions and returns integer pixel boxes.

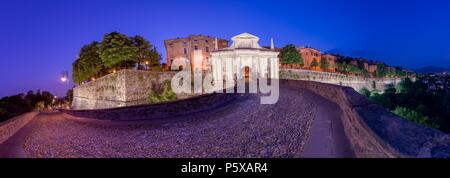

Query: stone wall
[72,70,183,110]
[283,80,450,158]
[63,93,239,121]
[280,69,403,92]
[0,112,38,144]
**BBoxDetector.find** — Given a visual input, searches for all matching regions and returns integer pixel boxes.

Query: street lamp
[60,71,68,83]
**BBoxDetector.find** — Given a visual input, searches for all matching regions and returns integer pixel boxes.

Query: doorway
[242,66,251,82]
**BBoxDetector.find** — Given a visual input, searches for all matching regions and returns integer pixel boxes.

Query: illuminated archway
[242,66,251,82]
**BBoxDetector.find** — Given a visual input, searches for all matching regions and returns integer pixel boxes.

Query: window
[194,46,198,50]
[183,41,187,45]
[205,40,209,43]
[183,48,187,54]
[206,47,209,52]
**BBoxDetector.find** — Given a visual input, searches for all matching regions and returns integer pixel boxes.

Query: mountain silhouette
[416,66,450,73]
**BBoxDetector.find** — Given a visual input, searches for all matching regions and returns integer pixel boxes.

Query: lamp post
[60,70,70,91]
[60,71,68,83]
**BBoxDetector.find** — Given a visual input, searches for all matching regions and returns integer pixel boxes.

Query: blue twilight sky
[1,0,450,97]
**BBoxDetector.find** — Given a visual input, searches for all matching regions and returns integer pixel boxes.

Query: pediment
[230,32,262,49]
[231,33,259,41]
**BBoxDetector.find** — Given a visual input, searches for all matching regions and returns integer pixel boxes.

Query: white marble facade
[211,33,279,86]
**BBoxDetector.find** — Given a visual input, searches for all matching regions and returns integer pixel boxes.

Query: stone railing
[280,68,402,92]
[282,80,450,158]
[62,93,240,121]
[0,111,39,144]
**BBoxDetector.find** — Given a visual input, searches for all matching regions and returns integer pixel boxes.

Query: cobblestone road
[19,85,329,158]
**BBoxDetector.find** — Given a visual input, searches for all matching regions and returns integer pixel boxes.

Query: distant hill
[416,66,450,73]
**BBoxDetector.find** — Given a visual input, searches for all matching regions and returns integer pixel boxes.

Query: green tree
[132,35,161,69]
[0,91,56,123]
[0,94,32,122]
[39,91,53,107]
[360,76,449,132]
[310,59,319,68]
[359,88,371,97]
[320,57,330,70]
[65,89,74,105]
[376,64,387,78]
[336,62,347,73]
[25,90,37,108]
[72,41,104,84]
[357,60,365,70]
[386,67,396,77]
[98,32,139,69]
[0,108,7,121]
[392,107,438,129]
[394,67,406,77]
[279,44,303,66]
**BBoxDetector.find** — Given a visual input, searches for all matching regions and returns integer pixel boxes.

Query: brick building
[164,35,228,71]
[321,54,337,72]
[298,47,321,70]
[368,64,377,75]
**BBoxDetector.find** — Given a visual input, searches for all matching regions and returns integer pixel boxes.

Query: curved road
[0,84,354,158]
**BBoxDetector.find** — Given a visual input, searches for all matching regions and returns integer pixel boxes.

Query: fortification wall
[283,80,450,158]
[63,93,239,121]
[280,69,402,92]
[72,70,179,110]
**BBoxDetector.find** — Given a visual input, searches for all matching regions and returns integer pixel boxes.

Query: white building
[211,33,279,87]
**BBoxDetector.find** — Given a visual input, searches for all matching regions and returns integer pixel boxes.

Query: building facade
[164,35,228,71]
[211,33,279,87]
[368,64,377,75]
[321,54,337,72]
[298,47,321,70]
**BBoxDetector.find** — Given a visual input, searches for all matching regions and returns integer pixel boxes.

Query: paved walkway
[0,84,354,158]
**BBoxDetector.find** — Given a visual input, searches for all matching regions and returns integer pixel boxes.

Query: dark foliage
[361,78,450,132]
[0,90,54,122]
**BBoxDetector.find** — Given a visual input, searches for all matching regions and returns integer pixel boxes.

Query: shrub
[392,107,439,129]
[359,88,371,97]
[148,80,177,103]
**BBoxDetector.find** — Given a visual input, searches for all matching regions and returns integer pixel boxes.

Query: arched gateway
[211,33,279,86]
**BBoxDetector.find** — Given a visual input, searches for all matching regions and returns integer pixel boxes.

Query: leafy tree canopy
[72,32,161,84]
[279,44,303,65]
[320,57,329,70]
[310,59,319,67]
[98,32,139,69]
[0,90,55,122]
[376,64,387,78]
[133,35,161,67]
[361,77,450,133]
[72,41,104,84]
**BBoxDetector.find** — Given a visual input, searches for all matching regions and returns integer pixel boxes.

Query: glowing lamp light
[60,71,68,83]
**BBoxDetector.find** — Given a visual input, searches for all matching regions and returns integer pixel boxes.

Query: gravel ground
[24,86,317,158]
